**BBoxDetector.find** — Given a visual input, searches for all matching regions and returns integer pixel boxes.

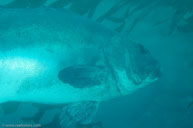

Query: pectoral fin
[58,65,107,88]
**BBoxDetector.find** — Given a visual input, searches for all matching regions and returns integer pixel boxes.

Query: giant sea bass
[0,8,160,127]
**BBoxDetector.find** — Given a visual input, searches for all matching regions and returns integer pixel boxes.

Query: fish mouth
[124,43,161,86]
[125,64,161,86]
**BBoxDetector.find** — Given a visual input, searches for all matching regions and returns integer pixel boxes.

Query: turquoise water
[0,0,193,128]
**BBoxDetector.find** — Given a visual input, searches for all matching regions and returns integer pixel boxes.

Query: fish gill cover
[0,0,193,128]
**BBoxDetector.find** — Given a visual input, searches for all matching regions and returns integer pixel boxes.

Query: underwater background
[0,0,193,128]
